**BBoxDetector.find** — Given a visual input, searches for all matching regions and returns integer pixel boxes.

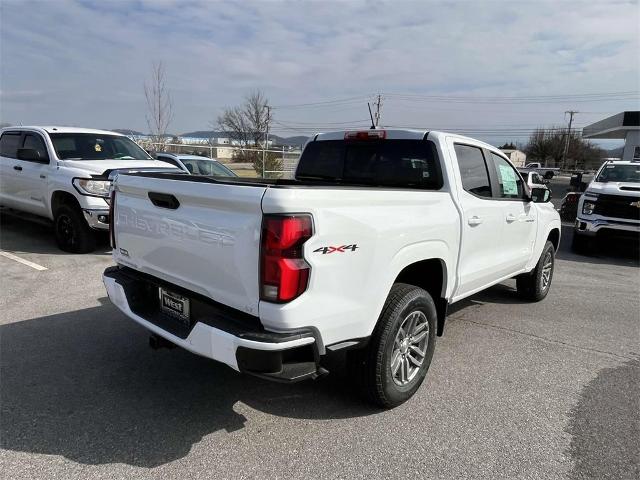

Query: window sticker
[499,164,518,195]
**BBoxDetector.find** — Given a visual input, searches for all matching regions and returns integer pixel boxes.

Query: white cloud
[0,0,638,143]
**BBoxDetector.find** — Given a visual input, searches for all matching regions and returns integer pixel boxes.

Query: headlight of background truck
[582,200,596,215]
[72,178,112,198]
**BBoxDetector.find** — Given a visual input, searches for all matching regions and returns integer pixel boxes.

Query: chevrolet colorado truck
[103,129,560,407]
[0,126,178,253]
[572,159,640,252]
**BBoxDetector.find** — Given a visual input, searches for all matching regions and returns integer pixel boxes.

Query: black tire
[571,231,595,254]
[348,283,437,408]
[516,240,555,301]
[544,171,554,179]
[54,204,96,253]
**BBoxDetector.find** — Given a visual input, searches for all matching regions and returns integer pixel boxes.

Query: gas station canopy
[582,111,639,139]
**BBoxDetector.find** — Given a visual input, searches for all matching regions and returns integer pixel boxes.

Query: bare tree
[525,127,603,169]
[215,90,280,175]
[144,61,173,151]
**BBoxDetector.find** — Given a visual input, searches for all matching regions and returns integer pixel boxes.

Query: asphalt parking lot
[1,211,638,480]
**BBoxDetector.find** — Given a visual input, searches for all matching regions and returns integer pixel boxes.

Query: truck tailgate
[112,174,266,316]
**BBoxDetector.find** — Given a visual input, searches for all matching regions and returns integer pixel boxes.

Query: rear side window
[490,153,525,199]
[0,132,22,159]
[454,144,491,197]
[23,133,50,162]
[296,139,441,189]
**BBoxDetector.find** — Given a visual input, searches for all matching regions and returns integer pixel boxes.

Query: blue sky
[1,0,639,146]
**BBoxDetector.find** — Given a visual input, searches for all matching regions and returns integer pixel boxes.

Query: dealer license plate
[159,288,190,324]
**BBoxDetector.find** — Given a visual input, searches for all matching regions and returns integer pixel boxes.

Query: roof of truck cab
[1,126,125,136]
[313,129,501,152]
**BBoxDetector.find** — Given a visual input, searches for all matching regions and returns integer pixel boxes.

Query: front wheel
[348,283,437,408]
[516,240,555,301]
[54,205,96,253]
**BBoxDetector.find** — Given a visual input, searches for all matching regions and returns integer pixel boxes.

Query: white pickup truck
[573,159,640,252]
[103,129,560,407]
[0,126,177,252]
[524,162,560,179]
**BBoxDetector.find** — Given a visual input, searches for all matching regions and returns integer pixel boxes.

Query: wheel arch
[392,257,449,337]
[51,190,81,216]
[547,227,560,251]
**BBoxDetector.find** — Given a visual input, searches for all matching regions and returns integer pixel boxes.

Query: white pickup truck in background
[573,159,640,252]
[103,129,560,407]
[0,126,178,252]
[524,162,560,179]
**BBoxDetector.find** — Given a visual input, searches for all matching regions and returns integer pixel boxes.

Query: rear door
[488,152,537,272]
[113,174,267,315]
[449,141,506,298]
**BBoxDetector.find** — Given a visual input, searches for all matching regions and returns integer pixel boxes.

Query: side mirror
[17,148,48,163]
[530,187,551,203]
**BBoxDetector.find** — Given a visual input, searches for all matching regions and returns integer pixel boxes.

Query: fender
[366,240,453,337]
[526,215,561,272]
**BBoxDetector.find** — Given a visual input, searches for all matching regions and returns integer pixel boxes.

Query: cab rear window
[296,139,442,189]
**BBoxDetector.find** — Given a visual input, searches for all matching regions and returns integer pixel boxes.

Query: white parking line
[0,251,48,271]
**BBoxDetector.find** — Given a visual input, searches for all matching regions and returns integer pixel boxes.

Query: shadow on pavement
[556,225,639,267]
[0,300,377,467]
[566,358,640,480]
[0,211,111,255]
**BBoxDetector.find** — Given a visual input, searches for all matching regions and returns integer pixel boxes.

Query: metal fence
[138,141,301,179]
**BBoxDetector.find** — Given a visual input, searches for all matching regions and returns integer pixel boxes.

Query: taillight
[109,190,116,249]
[260,214,313,303]
[344,130,386,140]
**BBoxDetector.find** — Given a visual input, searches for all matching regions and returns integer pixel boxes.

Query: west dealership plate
[159,288,190,325]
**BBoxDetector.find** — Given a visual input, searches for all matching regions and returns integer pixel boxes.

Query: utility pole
[561,110,578,171]
[374,94,382,127]
[263,105,270,178]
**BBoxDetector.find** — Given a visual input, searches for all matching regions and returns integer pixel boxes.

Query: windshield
[596,164,640,183]
[181,158,237,176]
[296,139,442,189]
[50,133,152,160]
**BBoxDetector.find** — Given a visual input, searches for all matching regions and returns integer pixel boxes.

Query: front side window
[22,134,49,162]
[49,133,151,160]
[0,132,22,159]
[454,144,491,197]
[490,153,525,199]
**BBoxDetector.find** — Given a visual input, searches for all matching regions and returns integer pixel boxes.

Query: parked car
[103,129,560,408]
[155,153,237,177]
[572,159,640,252]
[524,162,560,179]
[0,126,179,253]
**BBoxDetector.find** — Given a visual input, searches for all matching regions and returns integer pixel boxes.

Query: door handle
[40,174,47,179]
[13,165,22,171]
[468,216,483,226]
[505,214,517,223]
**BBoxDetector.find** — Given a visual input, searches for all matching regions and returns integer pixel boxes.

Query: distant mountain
[112,128,145,136]
[604,147,623,158]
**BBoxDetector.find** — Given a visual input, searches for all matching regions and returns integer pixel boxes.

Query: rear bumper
[103,266,323,381]
[574,216,640,237]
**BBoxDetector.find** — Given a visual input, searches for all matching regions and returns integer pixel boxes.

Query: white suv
[0,126,178,252]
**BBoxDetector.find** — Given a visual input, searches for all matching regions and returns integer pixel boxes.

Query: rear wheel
[54,205,96,253]
[516,240,555,301]
[348,283,437,408]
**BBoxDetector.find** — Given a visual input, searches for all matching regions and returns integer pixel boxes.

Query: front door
[13,132,51,216]
[487,152,537,272]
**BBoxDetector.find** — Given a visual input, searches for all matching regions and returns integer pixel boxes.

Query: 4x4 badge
[313,244,358,254]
